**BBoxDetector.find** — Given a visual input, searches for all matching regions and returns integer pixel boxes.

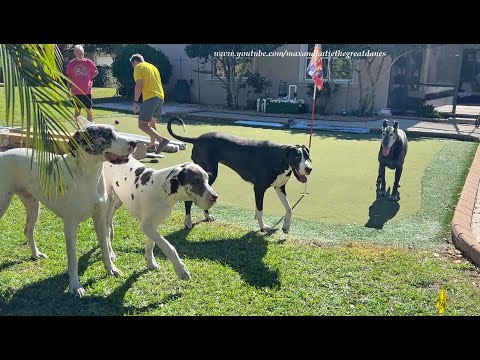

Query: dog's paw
[184,218,193,229]
[70,284,86,297]
[32,251,48,260]
[107,265,123,277]
[204,213,216,222]
[388,194,399,201]
[146,259,160,271]
[260,225,273,233]
[175,265,191,280]
[282,227,289,234]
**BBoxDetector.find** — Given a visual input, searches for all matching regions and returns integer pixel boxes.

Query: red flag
[306,44,323,90]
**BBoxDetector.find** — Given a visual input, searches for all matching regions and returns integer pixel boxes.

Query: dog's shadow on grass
[0,248,179,316]
[365,196,400,229]
[161,228,280,289]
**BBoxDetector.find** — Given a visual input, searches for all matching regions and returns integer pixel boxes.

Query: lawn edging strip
[452,145,480,265]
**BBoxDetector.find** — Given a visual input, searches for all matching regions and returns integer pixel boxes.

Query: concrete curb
[452,145,480,266]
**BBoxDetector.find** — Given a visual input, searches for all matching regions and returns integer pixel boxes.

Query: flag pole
[309,85,317,150]
[303,84,317,195]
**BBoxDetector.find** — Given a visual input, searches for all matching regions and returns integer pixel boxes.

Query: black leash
[271,191,308,229]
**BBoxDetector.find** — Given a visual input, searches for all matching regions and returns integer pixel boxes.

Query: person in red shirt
[66,45,98,122]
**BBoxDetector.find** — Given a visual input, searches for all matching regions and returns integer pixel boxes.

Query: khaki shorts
[139,97,163,122]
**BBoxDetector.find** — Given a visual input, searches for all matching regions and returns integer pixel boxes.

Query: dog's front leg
[140,221,190,280]
[184,201,193,229]
[93,206,122,277]
[105,193,123,261]
[376,163,387,197]
[389,165,403,201]
[64,222,85,297]
[275,185,292,234]
[254,185,271,232]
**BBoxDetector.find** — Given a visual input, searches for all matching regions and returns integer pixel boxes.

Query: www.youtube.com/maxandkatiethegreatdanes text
[213,50,387,59]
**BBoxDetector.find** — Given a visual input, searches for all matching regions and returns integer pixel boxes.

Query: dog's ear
[284,146,296,163]
[382,120,388,130]
[68,130,86,157]
[393,121,399,132]
[162,164,187,195]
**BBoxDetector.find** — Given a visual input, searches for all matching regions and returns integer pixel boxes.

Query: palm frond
[0,44,86,198]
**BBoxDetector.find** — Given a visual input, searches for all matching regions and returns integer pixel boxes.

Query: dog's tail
[167,117,198,144]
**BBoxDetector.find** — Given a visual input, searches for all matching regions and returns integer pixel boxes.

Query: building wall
[255,44,391,113]
[94,53,113,66]
[149,44,194,102]
[150,43,392,112]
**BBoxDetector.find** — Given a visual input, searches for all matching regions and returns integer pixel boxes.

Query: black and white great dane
[377,120,408,201]
[167,117,313,233]
[103,158,218,278]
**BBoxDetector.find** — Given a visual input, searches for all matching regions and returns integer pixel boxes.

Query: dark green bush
[111,44,172,100]
[417,103,439,118]
[93,66,116,88]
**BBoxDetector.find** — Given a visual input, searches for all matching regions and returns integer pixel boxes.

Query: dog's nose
[210,194,218,202]
[128,140,137,149]
[306,167,312,175]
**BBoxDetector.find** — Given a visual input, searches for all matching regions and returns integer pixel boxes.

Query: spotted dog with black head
[0,120,137,296]
[377,120,408,201]
[167,116,313,233]
[103,158,218,279]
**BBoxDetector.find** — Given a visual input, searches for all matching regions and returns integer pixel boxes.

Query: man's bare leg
[138,120,169,147]
[148,118,157,148]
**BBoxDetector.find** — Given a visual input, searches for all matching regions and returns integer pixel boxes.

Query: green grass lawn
[1,197,480,315]
[1,109,479,315]
[0,87,123,126]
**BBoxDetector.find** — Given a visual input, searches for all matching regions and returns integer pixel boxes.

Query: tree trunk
[223,57,233,108]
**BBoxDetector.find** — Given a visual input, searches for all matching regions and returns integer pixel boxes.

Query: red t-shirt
[66,58,97,95]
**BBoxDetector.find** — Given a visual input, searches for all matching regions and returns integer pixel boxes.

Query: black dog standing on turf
[377,120,408,201]
[167,117,313,234]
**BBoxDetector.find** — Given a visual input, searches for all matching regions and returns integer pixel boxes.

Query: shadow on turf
[0,248,179,315]
[156,228,280,289]
[365,195,400,229]
[0,229,278,315]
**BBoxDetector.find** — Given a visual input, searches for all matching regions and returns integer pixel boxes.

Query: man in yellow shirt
[130,53,178,153]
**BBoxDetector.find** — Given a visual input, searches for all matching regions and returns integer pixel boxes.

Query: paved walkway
[97,101,480,141]
[435,105,480,116]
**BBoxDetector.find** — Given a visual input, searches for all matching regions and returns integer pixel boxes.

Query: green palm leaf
[0,44,86,198]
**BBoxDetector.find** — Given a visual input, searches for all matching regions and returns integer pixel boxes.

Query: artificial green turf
[97,115,443,225]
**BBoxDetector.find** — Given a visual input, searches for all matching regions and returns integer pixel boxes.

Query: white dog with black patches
[103,158,218,279]
[0,122,137,296]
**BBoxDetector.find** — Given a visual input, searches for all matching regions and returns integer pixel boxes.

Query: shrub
[111,44,172,100]
[93,65,116,88]
[417,103,439,118]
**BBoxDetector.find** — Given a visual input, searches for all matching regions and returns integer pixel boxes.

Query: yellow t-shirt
[133,61,165,101]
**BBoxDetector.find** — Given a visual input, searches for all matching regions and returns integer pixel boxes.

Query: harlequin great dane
[0,122,137,296]
[377,120,408,201]
[103,158,218,279]
[167,117,312,233]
